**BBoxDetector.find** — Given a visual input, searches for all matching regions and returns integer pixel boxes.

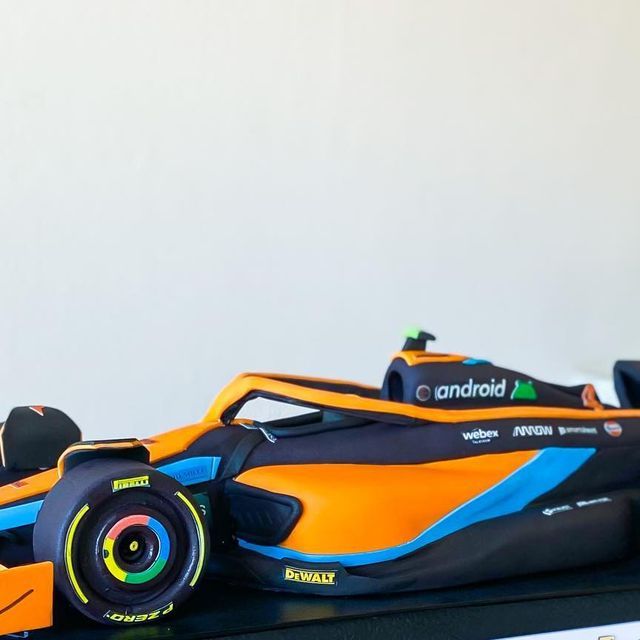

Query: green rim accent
[125,557,167,584]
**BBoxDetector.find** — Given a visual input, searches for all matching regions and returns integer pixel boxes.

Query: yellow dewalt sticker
[284,566,337,586]
[111,475,150,492]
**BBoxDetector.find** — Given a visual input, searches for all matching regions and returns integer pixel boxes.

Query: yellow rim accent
[101,537,127,582]
[65,503,90,604]
[175,491,206,587]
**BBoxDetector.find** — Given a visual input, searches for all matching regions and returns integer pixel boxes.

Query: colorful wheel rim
[102,514,170,584]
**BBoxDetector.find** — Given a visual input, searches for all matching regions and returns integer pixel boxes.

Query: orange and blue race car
[2,329,640,635]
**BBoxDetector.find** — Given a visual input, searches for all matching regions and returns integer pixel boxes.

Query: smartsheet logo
[558,426,598,436]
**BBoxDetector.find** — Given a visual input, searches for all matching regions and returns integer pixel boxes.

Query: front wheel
[33,458,209,625]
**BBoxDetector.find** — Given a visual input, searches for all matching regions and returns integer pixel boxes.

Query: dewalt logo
[111,475,150,492]
[284,566,337,586]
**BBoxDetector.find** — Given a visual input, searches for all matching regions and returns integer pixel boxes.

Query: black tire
[33,458,209,625]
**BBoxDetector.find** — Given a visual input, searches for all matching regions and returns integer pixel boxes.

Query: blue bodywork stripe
[0,500,44,531]
[238,447,596,566]
[157,456,221,486]
[0,456,221,532]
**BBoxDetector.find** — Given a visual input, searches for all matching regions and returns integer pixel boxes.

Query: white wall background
[1,1,639,438]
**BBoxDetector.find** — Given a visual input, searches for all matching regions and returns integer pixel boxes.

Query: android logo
[511,379,538,401]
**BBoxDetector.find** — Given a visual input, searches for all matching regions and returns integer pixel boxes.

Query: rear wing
[614,361,640,408]
[204,372,640,426]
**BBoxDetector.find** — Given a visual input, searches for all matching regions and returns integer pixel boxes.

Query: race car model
[2,329,640,634]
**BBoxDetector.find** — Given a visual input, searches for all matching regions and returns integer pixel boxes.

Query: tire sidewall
[34,458,209,625]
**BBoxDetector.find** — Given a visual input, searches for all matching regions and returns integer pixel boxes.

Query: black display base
[29,556,640,640]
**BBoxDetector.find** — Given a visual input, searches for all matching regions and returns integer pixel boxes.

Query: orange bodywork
[392,351,468,365]
[0,421,226,635]
[205,373,640,424]
[0,420,223,508]
[235,450,538,554]
[0,369,637,636]
[3,370,640,512]
[0,561,53,635]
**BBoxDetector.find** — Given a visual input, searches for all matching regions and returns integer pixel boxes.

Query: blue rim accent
[238,447,596,566]
[0,455,221,533]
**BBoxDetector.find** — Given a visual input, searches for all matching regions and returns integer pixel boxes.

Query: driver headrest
[0,406,82,471]
[382,330,603,410]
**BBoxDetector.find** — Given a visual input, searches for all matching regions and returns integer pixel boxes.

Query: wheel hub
[102,514,170,584]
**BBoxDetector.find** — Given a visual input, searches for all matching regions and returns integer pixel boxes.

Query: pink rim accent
[105,514,150,541]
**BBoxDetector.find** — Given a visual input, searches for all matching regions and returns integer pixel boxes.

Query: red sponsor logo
[604,421,622,438]
[28,406,45,417]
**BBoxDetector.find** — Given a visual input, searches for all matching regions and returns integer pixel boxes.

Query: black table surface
[31,556,640,640]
